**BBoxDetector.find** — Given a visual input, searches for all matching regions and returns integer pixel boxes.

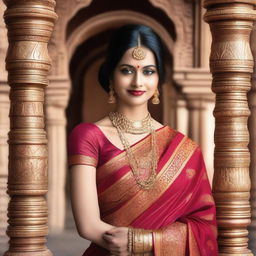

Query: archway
[65,9,176,231]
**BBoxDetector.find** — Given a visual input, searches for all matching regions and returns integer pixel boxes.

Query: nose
[132,70,143,88]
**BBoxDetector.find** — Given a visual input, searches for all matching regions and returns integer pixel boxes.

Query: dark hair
[98,24,165,92]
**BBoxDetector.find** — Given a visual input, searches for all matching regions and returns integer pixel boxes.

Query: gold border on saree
[103,136,198,226]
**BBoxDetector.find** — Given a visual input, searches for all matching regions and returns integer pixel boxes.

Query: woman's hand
[103,227,129,256]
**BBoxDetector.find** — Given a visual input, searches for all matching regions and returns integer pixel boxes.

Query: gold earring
[108,85,116,104]
[152,89,160,104]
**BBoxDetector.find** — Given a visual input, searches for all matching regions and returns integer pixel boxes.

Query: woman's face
[111,47,159,107]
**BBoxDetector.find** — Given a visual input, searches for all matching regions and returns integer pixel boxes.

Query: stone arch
[63,0,193,69]
[148,0,194,68]
[66,10,175,61]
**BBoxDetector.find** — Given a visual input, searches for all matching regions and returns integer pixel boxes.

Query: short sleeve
[68,123,99,168]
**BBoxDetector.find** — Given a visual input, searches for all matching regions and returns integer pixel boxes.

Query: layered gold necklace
[108,111,152,134]
[109,111,158,190]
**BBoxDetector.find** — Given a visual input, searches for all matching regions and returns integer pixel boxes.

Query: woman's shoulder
[94,116,113,129]
[161,125,200,148]
[71,116,111,131]
[93,116,120,136]
[69,116,114,141]
[70,122,99,135]
[151,119,164,130]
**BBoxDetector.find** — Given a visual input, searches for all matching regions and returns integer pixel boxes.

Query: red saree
[68,123,218,256]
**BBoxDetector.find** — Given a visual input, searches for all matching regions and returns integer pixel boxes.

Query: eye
[120,68,133,75]
[143,69,156,75]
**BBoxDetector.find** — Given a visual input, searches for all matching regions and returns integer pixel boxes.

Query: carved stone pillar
[45,77,70,232]
[201,101,215,184]
[200,0,211,68]
[173,68,214,181]
[176,99,188,136]
[204,1,256,254]
[45,2,71,231]
[187,98,204,144]
[162,82,178,128]
[3,1,57,255]
[248,22,256,254]
[162,83,171,126]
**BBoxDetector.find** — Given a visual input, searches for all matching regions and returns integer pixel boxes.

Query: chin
[128,100,150,107]
[117,94,152,106]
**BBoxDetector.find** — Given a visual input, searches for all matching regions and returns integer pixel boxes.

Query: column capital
[173,68,214,100]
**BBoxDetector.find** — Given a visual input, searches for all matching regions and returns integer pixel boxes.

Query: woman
[68,24,218,255]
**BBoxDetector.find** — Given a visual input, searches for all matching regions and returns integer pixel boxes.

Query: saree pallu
[71,126,218,256]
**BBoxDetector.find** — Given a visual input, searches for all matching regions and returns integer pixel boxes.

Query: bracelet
[132,228,153,254]
[128,227,133,255]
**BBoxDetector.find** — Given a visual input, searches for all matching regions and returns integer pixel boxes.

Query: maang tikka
[132,35,146,60]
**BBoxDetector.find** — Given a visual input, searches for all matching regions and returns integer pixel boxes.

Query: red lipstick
[128,90,145,96]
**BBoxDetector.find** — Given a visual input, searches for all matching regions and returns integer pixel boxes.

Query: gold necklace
[109,112,158,190]
[108,111,152,134]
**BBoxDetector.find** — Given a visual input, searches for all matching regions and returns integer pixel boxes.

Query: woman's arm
[70,164,115,249]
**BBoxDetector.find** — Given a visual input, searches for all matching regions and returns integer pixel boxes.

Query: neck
[114,103,149,121]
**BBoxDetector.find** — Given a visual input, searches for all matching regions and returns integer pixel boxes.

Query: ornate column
[248,22,256,254]
[187,98,204,144]
[200,0,211,68]
[201,101,215,184]
[176,98,188,136]
[186,97,215,184]
[204,1,256,254]
[173,68,214,178]
[162,82,178,128]
[45,2,72,231]
[45,77,70,232]
[3,1,57,255]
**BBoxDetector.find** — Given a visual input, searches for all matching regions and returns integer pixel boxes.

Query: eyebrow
[118,64,157,69]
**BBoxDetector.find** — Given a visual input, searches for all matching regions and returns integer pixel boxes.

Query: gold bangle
[132,228,153,254]
[133,229,141,253]
[143,231,149,252]
[143,229,153,253]
[128,227,133,255]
